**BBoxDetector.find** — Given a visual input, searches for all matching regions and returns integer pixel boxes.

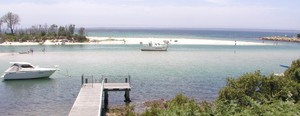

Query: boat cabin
[5,62,34,72]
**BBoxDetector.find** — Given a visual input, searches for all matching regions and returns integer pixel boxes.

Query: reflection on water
[0,77,79,115]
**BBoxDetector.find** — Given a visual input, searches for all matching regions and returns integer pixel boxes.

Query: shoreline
[0,36,270,46]
[261,36,300,43]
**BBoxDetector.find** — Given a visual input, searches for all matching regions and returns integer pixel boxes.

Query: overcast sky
[0,0,299,30]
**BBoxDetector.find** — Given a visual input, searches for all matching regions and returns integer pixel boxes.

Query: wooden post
[128,75,131,84]
[125,78,128,83]
[124,90,131,103]
[105,78,107,83]
[104,90,108,110]
[81,74,84,86]
[85,78,88,84]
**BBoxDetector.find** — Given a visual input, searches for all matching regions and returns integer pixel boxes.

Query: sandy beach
[0,37,269,46]
[88,37,269,46]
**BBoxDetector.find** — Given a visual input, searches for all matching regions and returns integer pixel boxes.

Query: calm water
[0,29,299,115]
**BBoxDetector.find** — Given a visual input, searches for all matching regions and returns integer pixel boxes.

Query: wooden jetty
[69,75,131,116]
[68,82,104,116]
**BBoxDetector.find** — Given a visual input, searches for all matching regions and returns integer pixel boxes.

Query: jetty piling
[70,74,131,116]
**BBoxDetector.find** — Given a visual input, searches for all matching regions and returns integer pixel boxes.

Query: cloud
[0,1,299,30]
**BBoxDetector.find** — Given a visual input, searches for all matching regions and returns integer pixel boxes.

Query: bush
[73,34,88,42]
[285,59,300,82]
[218,71,265,106]
[107,104,136,116]
[218,70,300,106]
[126,59,300,115]
[3,34,17,42]
[215,97,300,115]
[141,94,207,116]
[142,93,300,115]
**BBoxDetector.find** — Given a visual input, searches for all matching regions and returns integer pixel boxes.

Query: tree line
[0,12,88,43]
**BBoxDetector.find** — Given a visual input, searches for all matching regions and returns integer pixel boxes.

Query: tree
[65,24,75,38]
[41,24,48,37]
[0,19,3,34]
[297,33,300,38]
[58,26,66,38]
[78,27,85,37]
[48,24,58,37]
[68,24,75,35]
[74,27,87,42]
[1,12,20,35]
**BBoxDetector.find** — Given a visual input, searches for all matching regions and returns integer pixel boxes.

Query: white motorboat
[141,42,168,51]
[1,62,57,80]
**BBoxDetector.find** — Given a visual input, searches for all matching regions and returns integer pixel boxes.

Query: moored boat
[141,41,168,51]
[19,51,29,54]
[1,62,57,80]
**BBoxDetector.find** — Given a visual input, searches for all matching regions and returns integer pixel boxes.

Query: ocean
[0,28,299,115]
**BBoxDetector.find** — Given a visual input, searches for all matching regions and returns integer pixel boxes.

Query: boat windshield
[20,64,34,68]
[5,64,19,72]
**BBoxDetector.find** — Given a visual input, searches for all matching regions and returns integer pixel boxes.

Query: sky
[0,0,300,30]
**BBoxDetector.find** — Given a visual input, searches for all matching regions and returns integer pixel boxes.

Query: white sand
[0,37,269,46]
[87,37,269,46]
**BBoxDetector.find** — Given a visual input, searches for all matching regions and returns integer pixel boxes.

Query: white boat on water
[141,41,168,51]
[1,62,57,80]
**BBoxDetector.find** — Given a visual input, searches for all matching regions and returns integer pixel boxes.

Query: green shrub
[215,97,300,115]
[3,34,17,42]
[138,59,300,115]
[218,71,265,106]
[141,94,205,116]
[284,59,300,82]
[218,70,300,106]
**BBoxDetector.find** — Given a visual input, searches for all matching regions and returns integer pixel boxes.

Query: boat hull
[141,47,168,51]
[2,70,56,80]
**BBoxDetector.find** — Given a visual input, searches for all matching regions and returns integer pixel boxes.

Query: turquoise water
[0,29,300,115]
[86,28,298,41]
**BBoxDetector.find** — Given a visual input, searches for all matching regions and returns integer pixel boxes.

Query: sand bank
[87,37,269,46]
[0,37,269,46]
[261,36,300,43]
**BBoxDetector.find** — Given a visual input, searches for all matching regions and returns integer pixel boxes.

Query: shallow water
[0,43,299,115]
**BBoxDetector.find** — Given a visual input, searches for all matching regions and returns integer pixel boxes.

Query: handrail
[101,75,130,78]
[98,79,105,116]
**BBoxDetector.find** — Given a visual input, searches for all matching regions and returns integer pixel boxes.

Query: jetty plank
[69,83,103,116]
[104,83,131,91]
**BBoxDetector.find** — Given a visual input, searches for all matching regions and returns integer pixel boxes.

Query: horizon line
[84,27,300,33]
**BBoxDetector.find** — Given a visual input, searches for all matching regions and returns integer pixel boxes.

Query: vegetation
[284,59,300,82]
[0,12,88,43]
[114,59,300,116]
[1,12,20,35]
[141,94,213,116]
[298,33,300,38]
[0,18,3,34]
[218,71,300,106]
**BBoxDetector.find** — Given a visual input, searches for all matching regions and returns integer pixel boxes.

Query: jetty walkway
[69,75,131,116]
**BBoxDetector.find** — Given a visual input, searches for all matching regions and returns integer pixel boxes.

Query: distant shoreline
[261,36,300,43]
[0,36,270,46]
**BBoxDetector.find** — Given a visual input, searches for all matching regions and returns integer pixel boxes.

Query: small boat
[280,64,289,68]
[141,42,168,51]
[1,62,57,80]
[19,51,29,54]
